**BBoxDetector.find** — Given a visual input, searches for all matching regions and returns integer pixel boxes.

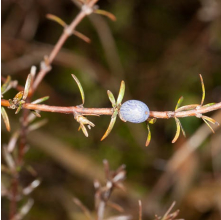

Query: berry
[119,100,149,123]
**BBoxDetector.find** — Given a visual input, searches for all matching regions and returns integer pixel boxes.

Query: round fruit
[119,100,149,123]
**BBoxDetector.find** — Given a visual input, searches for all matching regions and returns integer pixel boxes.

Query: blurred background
[1,0,221,219]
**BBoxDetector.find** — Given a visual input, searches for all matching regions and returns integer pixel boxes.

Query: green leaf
[30,110,41,118]
[199,74,205,106]
[116,81,125,105]
[15,102,24,114]
[101,110,118,141]
[202,118,215,133]
[1,107,10,132]
[172,117,181,143]
[23,74,32,100]
[175,104,199,112]
[203,103,216,107]
[94,9,116,21]
[71,74,85,105]
[1,76,11,95]
[73,31,91,43]
[202,115,220,126]
[46,14,66,27]
[145,124,151,147]
[31,96,49,104]
[107,90,116,107]
[177,118,186,137]
[175,96,184,111]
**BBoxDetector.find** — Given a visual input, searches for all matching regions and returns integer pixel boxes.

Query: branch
[2,99,221,118]
[32,0,99,93]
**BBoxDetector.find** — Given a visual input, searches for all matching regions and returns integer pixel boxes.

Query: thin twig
[1,99,221,119]
[32,0,98,93]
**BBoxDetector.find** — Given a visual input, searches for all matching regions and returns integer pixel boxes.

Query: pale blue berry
[119,100,149,123]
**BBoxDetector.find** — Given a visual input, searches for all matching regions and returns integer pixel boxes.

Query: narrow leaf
[116,81,125,105]
[162,201,176,220]
[202,118,215,133]
[107,90,116,107]
[73,198,92,220]
[94,9,116,21]
[15,102,24,114]
[107,201,124,212]
[12,199,34,220]
[30,110,41,118]
[25,165,38,176]
[114,182,126,192]
[27,119,48,132]
[115,163,126,174]
[46,14,66,27]
[203,103,216,107]
[73,30,91,43]
[172,118,181,143]
[175,96,184,111]
[78,116,95,127]
[101,111,118,141]
[1,107,10,132]
[112,171,126,182]
[23,74,32,100]
[175,104,199,112]
[202,115,219,125]
[71,74,85,105]
[199,74,205,106]
[23,179,41,195]
[177,118,186,137]
[145,124,151,147]
[3,146,15,170]
[1,76,11,95]
[80,124,88,137]
[31,96,49,104]
[27,112,38,124]
[8,131,20,152]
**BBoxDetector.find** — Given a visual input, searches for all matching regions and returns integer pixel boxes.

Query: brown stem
[9,176,18,220]
[32,0,98,93]
[18,109,29,164]
[2,99,221,119]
